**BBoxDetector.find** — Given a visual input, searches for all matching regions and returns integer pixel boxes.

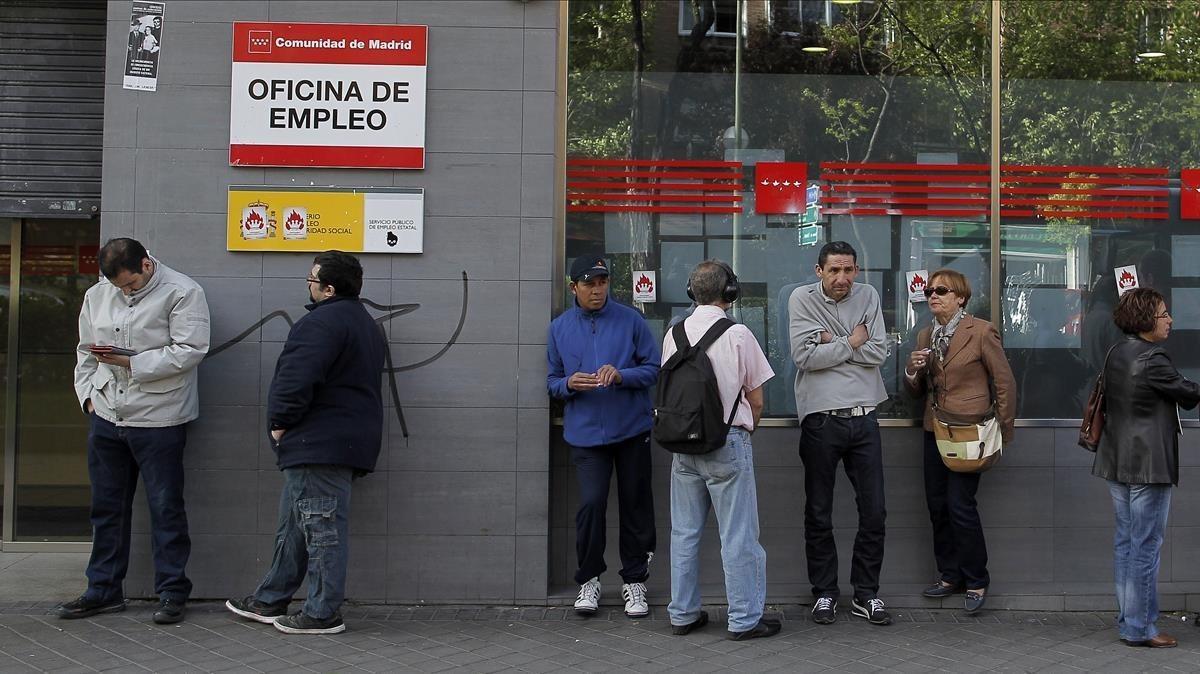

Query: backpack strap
[690,318,742,428]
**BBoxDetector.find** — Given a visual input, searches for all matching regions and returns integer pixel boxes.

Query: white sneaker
[574,577,601,614]
[621,582,649,618]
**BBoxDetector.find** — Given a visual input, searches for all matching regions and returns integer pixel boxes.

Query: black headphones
[687,260,741,304]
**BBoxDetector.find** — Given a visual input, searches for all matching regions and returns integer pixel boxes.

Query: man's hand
[96,353,131,368]
[848,323,869,349]
[595,364,623,387]
[819,331,833,344]
[567,371,601,392]
[84,400,94,414]
[271,429,285,442]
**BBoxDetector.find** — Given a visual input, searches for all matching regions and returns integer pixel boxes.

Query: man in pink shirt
[662,259,778,640]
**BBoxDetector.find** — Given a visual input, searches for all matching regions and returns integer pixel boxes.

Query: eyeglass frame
[922,285,954,298]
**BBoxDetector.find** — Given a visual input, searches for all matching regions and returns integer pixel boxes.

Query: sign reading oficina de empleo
[227,186,424,253]
[229,22,427,169]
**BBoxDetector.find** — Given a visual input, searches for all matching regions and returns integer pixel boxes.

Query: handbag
[926,347,1002,473]
[1079,344,1118,452]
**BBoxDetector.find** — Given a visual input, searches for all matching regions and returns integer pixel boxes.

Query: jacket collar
[815,282,857,305]
[306,294,356,312]
[127,256,163,304]
[574,294,613,317]
[941,314,976,367]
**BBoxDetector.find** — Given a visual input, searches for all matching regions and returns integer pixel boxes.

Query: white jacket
[74,258,211,427]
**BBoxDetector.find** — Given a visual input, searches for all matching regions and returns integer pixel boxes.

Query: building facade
[1,0,1199,610]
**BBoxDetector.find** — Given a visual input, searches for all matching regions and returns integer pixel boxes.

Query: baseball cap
[570,256,610,282]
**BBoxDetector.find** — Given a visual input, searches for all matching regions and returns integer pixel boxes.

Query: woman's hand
[906,348,932,376]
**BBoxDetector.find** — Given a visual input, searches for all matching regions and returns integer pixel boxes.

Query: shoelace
[577,581,600,603]
[625,583,647,605]
[814,597,834,611]
[866,599,885,613]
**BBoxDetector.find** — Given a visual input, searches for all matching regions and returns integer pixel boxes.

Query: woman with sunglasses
[903,269,1015,614]
[1092,287,1200,648]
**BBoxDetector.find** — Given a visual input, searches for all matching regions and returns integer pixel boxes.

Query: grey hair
[688,259,729,305]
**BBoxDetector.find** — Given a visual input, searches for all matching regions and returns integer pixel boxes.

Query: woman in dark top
[1094,287,1200,648]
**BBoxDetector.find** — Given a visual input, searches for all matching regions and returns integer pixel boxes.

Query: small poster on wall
[123,1,165,91]
[633,271,657,303]
[906,270,929,303]
[1115,265,1140,296]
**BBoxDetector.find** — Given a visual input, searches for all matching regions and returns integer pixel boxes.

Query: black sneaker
[851,597,893,625]
[226,596,289,624]
[671,610,708,636]
[273,612,345,635]
[727,618,782,641]
[152,598,186,624]
[55,595,126,620]
[922,580,963,598]
[811,596,837,624]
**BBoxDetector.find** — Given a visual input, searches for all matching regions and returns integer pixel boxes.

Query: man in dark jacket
[547,256,660,618]
[226,251,385,635]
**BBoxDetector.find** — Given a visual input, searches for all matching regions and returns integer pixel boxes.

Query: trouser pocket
[298,496,338,547]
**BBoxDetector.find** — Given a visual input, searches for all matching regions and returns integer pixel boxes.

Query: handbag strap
[1096,342,1119,393]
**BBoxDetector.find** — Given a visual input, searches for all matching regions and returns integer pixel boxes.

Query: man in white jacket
[58,238,210,625]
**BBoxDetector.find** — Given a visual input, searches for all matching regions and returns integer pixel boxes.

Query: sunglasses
[923,285,953,298]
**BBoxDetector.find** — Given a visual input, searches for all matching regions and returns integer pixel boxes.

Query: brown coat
[903,315,1017,442]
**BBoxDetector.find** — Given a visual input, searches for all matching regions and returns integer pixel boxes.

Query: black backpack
[653,318,741,454]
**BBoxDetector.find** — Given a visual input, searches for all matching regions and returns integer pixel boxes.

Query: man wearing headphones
[789,241,892,626]
[662,259,778,640]
[547,256,660,618]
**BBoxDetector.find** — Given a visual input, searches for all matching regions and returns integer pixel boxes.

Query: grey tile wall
[105,0,556,602]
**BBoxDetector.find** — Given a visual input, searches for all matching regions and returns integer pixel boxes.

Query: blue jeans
[254,465,354,620]
[1108,480,1172,642]
[668,428,767,632]
[85,415,191,602]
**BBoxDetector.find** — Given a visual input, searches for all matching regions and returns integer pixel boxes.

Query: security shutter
[0,0,105,217]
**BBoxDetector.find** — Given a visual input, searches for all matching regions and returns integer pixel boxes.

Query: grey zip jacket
[788,281,888,425]
[74,257,211,427]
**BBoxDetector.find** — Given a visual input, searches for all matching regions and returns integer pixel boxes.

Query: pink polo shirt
[661,305,775,431]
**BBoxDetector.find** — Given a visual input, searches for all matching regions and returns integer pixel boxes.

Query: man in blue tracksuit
[548,256,660,618]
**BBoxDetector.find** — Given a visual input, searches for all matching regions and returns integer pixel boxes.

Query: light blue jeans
[1108,480,1172,642]
[668,428,767,633]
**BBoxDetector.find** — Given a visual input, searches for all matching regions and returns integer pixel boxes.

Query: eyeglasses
[923,285,953,298]
[304,276,320,284]
[1156,311,1171,319]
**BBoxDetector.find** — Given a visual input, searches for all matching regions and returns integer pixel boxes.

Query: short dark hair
[688,259,729,305]
[312,250,364,297]
[817,241,857,268]
[1113,287,1165,335]
[98,237,149,278]
[929,268,972,304]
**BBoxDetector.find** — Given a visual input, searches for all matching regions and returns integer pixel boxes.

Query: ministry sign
[229,22,428,169]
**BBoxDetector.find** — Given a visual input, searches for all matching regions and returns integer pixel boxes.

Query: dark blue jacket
[268,295,386,473]
[547,296,660,447]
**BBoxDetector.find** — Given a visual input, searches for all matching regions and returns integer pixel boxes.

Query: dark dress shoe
[671,610,708,635]
[56,595,126,620]
[922,581,963,598]
[727,618,782,641]
[1124,634,1177,648]
[964,590,986,614]
[153,598,186,624]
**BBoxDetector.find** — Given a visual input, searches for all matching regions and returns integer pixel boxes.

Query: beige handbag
[932,408,1002,473]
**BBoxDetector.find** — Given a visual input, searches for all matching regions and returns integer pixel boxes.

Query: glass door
[9,220,99,542]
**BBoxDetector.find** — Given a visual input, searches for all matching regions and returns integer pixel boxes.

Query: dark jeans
[798,412,886,602]
[254,465,354,620]
[571,431,656,584]
[923,431,989,590]
[85,414,191,602]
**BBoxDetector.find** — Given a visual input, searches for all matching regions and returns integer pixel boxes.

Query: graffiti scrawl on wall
[205,271,469,438]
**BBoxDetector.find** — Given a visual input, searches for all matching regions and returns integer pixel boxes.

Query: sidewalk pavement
[0,601,1197,673]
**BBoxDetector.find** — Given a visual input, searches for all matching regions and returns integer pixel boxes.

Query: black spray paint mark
[205,271,469,439]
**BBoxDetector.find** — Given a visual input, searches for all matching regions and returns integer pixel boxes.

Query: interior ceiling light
[1138,50,1166,58]
[832,0,862,4]
[802,46,829,53]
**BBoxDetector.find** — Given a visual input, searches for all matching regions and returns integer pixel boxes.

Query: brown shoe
[1124,633,1177,648]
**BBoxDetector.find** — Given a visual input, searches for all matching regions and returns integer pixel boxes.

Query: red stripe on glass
[229,144,424,169]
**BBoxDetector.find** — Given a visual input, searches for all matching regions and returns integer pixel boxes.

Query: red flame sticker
[1114,265,1139,295]
[909,273,926,294]
[632,270,657,303]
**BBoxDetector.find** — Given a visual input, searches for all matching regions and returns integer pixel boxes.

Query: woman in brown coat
[903,269,1016,614]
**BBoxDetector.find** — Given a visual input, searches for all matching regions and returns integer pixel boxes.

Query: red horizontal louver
[819,162,1170,220]
[567,158,743,214]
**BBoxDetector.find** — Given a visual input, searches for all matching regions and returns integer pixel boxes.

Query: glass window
[567,0,992,419]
